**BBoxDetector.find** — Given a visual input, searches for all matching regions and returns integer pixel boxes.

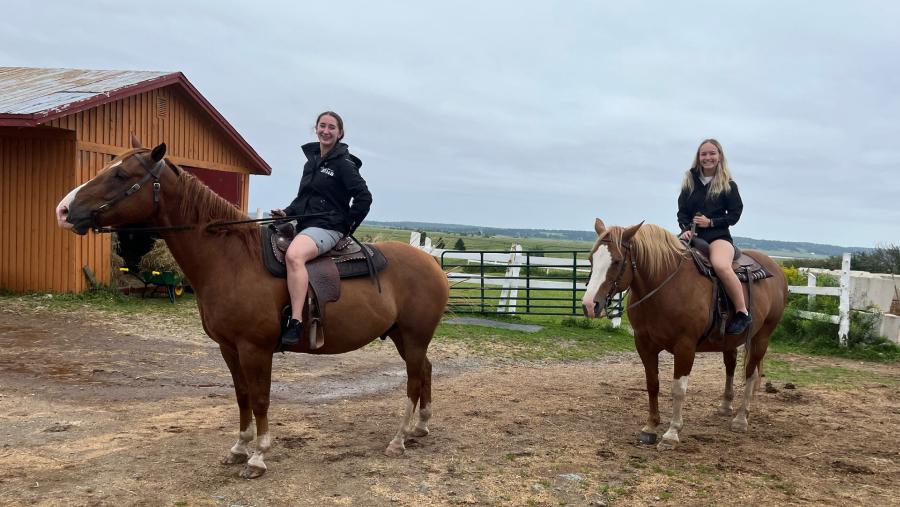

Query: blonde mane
[601,223,685,280]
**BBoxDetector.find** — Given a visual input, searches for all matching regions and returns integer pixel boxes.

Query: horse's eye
[114,169,127,180]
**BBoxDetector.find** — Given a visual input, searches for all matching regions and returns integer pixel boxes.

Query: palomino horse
[56,139,449,478]
[581,219,787,450]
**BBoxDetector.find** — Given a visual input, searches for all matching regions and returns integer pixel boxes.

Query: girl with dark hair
[271,111,372,348]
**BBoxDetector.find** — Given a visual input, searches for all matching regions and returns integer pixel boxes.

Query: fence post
[838,252,851,346]
[807,271,816,308]
[497,244,522,314]
[610,293,622,329]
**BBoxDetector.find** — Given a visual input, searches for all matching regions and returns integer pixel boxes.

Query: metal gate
[440,248,624,317]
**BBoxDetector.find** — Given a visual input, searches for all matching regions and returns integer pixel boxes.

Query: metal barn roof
[0,67,270,174]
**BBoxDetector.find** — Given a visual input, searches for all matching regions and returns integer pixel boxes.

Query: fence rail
[412,233,854,344]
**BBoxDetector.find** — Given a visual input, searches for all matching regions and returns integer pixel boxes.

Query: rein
[91,213,333,234]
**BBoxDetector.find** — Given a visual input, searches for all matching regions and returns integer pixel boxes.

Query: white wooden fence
[413,233,854,345]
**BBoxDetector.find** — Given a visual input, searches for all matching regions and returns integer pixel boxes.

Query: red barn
[0,67,271,292]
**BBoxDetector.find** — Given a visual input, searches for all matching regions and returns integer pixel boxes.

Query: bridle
[90,152,166,232]
[593,237,689,314]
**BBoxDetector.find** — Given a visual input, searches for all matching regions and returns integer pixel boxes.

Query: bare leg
[219,344,253,465]
[710,240,747,314]
[285,235,319,320]
[719,349,737,416]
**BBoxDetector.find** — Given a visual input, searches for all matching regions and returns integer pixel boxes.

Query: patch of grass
[651,464,677,477]
[1,291,199,320]
[763,358,898,387]
[659,491,673,501]
[436,315,634,360]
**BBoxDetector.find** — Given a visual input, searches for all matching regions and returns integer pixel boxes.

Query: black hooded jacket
[283,142,372,235]
[677,167,743,243]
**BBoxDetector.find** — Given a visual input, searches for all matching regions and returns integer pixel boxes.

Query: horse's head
[56,136,176,235]
[581,218,643,318]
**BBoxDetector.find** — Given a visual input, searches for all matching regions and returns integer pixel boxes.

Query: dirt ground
[1,300,898,507]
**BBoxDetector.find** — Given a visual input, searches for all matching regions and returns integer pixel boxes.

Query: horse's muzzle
[582,301,602,319]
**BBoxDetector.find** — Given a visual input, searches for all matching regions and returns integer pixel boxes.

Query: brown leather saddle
[260,222,388,350]
[688,237,773,341]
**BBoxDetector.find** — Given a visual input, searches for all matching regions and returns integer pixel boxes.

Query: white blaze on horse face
[56,183,87,229]
[581,244,612,312]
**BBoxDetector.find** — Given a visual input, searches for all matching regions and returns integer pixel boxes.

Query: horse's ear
[130,134,143,149]
[594,218,606,236]
[150,143,167,162]
[622,221,645,242]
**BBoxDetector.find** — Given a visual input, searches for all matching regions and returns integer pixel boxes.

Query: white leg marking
[581,245,612,316]
[731,370,759,432]
[412,402,431,437]
[247,432,271,471]
[229,427,254,457]
[385,399,416,456]
[719,374,734,415]
[659,376,689,450]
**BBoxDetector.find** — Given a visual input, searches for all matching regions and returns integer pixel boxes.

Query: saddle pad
[260,225,388,279]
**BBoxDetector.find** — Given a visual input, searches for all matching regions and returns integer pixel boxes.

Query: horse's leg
[411,357,433,437]
[718,349,737,416]
[732,326,773,432]
[658,347,695,451]
[385,331,427,457]
[634,335,661,444]
[236,343,274,478]
[219,344,253,465]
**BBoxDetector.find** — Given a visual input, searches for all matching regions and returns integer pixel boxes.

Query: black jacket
[283,142,372,235]
[677,167,743,243]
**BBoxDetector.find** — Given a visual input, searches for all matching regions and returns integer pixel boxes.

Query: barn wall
[0,127,78,292]
[46,84,256,210]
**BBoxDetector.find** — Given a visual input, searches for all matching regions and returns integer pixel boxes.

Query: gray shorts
[298,227,343,256]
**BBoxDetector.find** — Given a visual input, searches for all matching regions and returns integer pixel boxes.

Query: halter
[90,153,166,232]
[595,237,689,314]
[598,239,637,314]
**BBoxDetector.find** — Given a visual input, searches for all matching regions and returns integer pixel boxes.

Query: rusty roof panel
[0,67,172,114]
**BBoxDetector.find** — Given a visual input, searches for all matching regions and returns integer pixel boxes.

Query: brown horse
[581,219,787,450]
[55,139,449,478]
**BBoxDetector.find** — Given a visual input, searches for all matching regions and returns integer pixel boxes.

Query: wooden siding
[0,127,78,292]
[3,85,258,293]
[46,84,255,210]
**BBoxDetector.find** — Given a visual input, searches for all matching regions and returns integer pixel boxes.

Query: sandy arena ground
[1,300,898,506]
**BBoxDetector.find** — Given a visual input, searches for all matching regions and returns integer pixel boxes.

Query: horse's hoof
[717,407,733,417]
[384,442,405,457]
[657,439,677,451]
[730,420,748,433]
[639,431,658,445]
[239,464,266,479]
[222,452,249,465]
[410,427,430,438]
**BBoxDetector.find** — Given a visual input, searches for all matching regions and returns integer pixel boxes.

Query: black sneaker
[280,318,302,349]
[726,311,752,335]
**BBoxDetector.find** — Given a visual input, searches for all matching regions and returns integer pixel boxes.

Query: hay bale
[139,241,185,279]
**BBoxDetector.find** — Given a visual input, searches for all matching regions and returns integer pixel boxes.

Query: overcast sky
[3,1,898,247]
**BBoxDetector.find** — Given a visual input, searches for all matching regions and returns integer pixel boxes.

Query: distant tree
[454,238,466,251]
[416,229,427,246]
[434,237,446,249]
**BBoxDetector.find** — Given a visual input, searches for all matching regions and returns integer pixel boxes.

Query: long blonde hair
[680,138,733,199]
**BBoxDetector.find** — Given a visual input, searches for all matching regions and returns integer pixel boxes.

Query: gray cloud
[3,0,898,247]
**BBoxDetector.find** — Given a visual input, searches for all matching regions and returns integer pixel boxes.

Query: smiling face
[697,142,720,175]
[315,114,342,151]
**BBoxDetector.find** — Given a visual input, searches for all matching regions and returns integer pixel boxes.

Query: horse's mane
[173,164,261,260]
[602,223,685,280]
